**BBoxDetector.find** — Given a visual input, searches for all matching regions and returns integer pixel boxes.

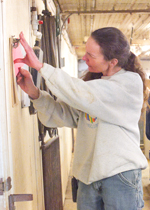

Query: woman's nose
[82,54,87,61]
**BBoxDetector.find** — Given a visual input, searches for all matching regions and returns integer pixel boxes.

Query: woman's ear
[110,58,118,68]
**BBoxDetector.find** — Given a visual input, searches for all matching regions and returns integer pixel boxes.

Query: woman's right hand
[17,68,39,99]
[14,32,43,71]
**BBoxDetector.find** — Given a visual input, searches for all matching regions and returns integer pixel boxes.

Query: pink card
[13,43,25,76]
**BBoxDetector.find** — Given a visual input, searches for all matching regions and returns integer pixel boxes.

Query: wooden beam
[61,9,150,15]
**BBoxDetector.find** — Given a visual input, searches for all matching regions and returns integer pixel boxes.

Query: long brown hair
[83,27,147,110]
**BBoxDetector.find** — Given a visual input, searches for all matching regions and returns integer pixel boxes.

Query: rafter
[61,9,150,15]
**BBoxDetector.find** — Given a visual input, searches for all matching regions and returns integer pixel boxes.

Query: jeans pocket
[118,169,144,208]
[118,169,140,189]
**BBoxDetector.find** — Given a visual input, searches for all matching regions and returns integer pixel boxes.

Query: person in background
[15,27,148,210]
[145,79,150,140]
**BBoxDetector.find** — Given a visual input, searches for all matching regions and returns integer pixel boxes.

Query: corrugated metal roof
[56,0,150,58]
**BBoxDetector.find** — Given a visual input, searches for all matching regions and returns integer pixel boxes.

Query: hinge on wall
[9,194,33,210]
[12,37,20,48]
[0,177,12,195]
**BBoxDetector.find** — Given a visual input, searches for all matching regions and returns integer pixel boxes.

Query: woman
[16,27,148,210]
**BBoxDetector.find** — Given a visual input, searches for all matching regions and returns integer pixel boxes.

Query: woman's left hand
[16,68,40,99]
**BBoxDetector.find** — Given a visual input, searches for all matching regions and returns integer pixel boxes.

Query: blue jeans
[77,169,144,210]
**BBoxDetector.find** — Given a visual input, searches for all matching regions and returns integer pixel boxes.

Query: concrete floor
[64,159,150,210]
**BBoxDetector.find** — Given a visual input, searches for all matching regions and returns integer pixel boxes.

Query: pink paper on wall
[13,43,25,76]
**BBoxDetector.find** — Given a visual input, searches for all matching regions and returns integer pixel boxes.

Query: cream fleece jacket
[32,63,148,184]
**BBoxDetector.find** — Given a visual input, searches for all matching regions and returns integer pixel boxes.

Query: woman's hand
[17,68,39,99]
[14,32,43,71]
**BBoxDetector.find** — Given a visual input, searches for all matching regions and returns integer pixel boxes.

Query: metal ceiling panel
[56,0,150,58]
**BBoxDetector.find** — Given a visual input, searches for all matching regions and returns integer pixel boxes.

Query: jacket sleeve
[32,90,79,128]
[39,63,143,128]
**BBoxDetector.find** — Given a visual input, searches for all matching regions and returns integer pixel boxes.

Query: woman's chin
[88,67,94,72]
[88,68,98,73]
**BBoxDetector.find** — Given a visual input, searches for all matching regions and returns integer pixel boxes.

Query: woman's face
[82,37,111,76]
